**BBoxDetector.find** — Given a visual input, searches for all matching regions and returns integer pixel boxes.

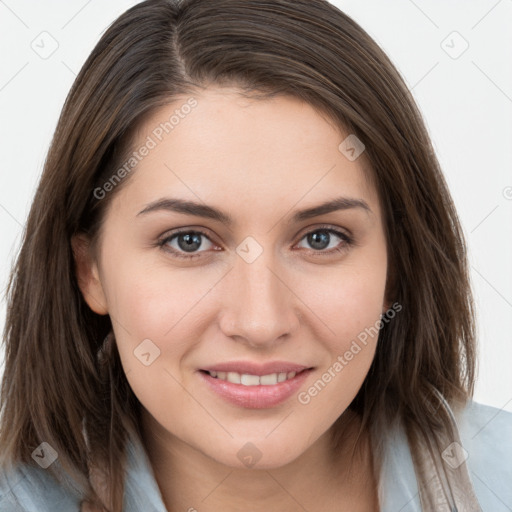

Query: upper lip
[200,361,313,376]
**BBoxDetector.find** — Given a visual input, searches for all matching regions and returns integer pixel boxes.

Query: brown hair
[0,0,476,510]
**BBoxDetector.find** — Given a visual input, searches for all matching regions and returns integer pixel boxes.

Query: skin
[73,86,390,511]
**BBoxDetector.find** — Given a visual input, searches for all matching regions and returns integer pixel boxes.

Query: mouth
[199,368,309,386]
[197,364,315,409]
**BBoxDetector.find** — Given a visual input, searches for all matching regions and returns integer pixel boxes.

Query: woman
[0,0,510,511]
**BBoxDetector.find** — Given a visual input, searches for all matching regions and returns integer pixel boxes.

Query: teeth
[207,370,300,386]
[226,372,241,384]
[260,373,278,385]
[241,374,261,386]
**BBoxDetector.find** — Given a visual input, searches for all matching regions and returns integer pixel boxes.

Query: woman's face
[75,86,389,469]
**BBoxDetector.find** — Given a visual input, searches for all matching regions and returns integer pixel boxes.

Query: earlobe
[71,233,109,315]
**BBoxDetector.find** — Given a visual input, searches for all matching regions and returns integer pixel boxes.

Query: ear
[71,233,109,315]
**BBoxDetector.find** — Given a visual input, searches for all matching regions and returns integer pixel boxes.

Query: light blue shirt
[1,400,511,511]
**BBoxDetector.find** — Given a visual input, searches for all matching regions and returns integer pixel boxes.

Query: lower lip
[198,369,313,409]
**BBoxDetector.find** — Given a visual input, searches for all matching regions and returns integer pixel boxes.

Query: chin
[205,437,308,471]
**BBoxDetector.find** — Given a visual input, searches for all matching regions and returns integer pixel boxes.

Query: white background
[1,0,511,412]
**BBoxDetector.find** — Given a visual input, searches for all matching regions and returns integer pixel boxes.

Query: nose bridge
[219,245,297,346]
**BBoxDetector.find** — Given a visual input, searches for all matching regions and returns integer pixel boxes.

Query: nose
[218,251,300,349]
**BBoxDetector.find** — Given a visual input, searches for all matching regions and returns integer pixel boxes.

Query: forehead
[110,86,379,221]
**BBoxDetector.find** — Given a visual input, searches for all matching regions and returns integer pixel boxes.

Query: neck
[140,408,378,512]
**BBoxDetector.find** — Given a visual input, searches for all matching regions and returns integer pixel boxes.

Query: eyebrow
[136,196,372,225]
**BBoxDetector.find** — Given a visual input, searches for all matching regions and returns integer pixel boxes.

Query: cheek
[305,258,387,347]
[294,269,385,431]
[103,252,220,338]
[106,263,204,425]
[100,252,219,385]
[294,257,386,395]
[314,282,382,376]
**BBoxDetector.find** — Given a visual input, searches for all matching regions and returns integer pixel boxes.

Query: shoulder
[454,399,512,510]
[0,460,83,512]
[0,429,167,512]
[377,398,512,512]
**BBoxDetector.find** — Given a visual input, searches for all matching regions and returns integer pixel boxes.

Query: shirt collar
[123,430,168,512]
[123,422,421,512]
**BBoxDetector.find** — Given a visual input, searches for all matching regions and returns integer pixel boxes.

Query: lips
[197,361,314,409]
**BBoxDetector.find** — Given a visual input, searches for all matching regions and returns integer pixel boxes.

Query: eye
[157,225,354,259]
[295,226,354,256]
[158,229,217,259]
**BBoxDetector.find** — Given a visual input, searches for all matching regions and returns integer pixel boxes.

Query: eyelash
[156,224,354,260]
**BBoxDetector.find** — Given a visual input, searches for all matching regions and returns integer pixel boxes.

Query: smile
[198,368,314,409]
[204,370,300,386]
